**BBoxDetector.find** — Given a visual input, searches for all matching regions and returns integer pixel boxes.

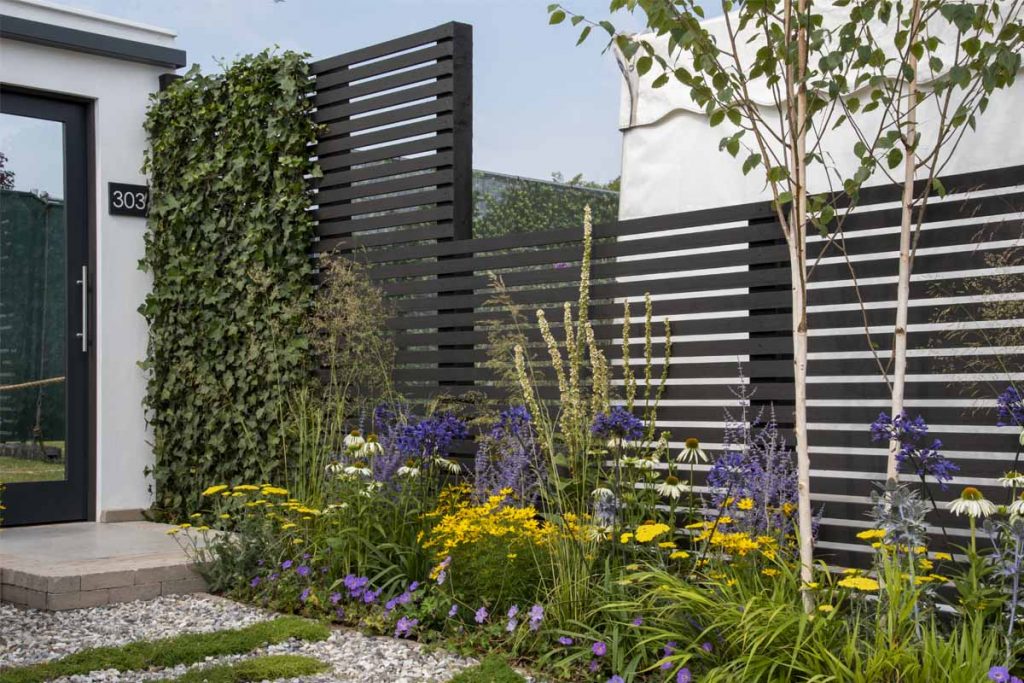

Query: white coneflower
[360,481,384,497]
[677,437,707,464]
[998,470,1024,488]
[1009,492,1024,517]
[947,487,997,519]
[655,475,687,500]
[360,434,383,457]
[396,459,421,478]
[343,461,372,477]
[325,462,344,475]
[635,457,658,470]
[343,429,365,451]
[433,456,461,474]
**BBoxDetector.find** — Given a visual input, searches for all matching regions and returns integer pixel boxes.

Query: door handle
[75,265,87,353]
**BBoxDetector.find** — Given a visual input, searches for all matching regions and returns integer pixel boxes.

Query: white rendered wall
[0,0,178,518]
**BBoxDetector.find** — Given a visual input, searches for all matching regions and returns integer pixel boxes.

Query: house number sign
[108,183,149,217]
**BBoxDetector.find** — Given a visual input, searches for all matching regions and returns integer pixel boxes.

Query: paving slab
[0,521,208,610]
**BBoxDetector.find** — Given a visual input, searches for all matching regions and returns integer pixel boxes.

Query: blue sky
[67,0,659,183]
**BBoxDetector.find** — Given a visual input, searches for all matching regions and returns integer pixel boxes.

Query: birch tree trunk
[888,0,922,482]
[791,0,815,615]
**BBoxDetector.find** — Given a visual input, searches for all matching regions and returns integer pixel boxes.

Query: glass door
[0,90,89,526]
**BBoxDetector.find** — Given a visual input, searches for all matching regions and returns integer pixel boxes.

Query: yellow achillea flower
[635,522,671,543]
[684,521,710,530]
[737,498,754,511]
[166,528,180,535]
[933,552,953,561]
[918,558,934,571]
[856,529,886,541]
[658,541,676,549]
[261,486,289,496]
[817,604,834,613]
[178,523,192,529]
[202,484,229,497]
[669,550,690,560]
[190,513,203,519]
[838,576,880,592]
[219,513,231,520]
[233,484,260,492]
[196,526,210,532]
[804,581,820,589]
[620,532,634,544]
[280,522,297,530]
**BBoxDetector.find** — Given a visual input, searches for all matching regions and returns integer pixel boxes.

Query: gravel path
[0,594,480,682]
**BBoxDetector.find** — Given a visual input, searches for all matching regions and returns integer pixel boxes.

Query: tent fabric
[617,4,1024,218]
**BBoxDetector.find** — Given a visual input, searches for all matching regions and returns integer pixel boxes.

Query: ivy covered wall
[140,51,320,515]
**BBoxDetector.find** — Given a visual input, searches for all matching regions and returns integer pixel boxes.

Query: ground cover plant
[152,654,328,683]
[0,617,328,683]
[171,208,1023,681]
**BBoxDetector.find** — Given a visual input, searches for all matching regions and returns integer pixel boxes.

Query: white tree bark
[888,0,922,482]
[791,0,815,615]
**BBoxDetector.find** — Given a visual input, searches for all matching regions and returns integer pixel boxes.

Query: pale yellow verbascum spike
[537,309,568,399]
[622,299,636,411]
[514,345,541,423]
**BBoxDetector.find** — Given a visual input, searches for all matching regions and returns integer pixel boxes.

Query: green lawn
[0,616,330,683]
[0,455,64,484]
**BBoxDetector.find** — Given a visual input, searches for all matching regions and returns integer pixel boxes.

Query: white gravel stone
[0,593,489,682]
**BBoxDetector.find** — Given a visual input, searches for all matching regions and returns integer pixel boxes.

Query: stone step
[0,521,209,611]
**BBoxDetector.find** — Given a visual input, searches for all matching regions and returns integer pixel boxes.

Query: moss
[153,654,328,682]
[446,656,526,683]
[0,616,329,683]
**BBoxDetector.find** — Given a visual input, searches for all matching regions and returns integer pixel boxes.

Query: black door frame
[1,87,91,526]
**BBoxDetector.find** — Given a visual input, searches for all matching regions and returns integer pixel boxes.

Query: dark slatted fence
[311,25,1024,562]
[310,22,472,254]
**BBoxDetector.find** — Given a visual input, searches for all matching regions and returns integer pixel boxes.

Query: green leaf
[886,148,903,169]
[576,26,591,46]
[636,55,653,76]
[549,10,566,24]
[709,109,725,127]
[931,177,947,197]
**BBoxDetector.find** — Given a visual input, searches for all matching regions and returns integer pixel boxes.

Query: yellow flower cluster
[634,522,671,543]
[694,527,779,558]
[422,488,554,558]
[837,576,880,592]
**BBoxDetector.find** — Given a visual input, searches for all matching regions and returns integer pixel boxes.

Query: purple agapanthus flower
[997,386,1024,427]
[592,641,607,657]
[591,406,644,441]
[870,412,958,489]
[395,616,418,638]
[558,636,574,646]
[527,604,543,631]
[396,413,468,459]
[474,606,488,624]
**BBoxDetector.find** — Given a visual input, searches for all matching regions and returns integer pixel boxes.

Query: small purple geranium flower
[281,560,293,570]
[474,606,488,624]
[592,641,607,657]
[988,667,1011,683]
[631,616,643,626]
[558,636,574,646]
[296,565,311,577]
[448,604,458,618]
[701,641,713,653]
[329,592,341,605]
[395,616,418,638]
[677,668,692,683]
[528,604,544,631]
[299,587,311,603]
[249,576,260,588]
[608,676,625,683]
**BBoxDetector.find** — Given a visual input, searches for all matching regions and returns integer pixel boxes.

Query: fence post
[438,23,474,396]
